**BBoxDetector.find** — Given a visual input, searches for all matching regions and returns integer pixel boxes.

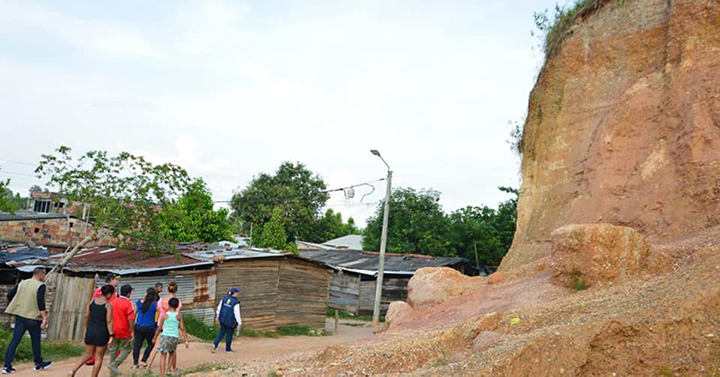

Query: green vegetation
[158,179,234,243]
[0,330,84,363]
[326,308,384,323]
[255,208,299,254]
[533,0,613,58]
[183,316,220,341]
[230,162,359,248]
[658,365,674,376]
[570,269,589,291]
[363,187,518,266]
[36,147,195,272]
[276,325,327,336]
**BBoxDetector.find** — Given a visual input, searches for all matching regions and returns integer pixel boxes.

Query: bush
[183,316,278,340]
[0,329,84,363]
[183,316,219,342]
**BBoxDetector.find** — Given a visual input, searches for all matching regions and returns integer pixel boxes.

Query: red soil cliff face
[501,0,720,271]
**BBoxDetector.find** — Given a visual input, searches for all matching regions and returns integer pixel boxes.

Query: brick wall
[0,218,114,248]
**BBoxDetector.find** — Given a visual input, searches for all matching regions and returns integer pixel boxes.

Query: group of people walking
[68,276,189,377]
[3,270,243,377]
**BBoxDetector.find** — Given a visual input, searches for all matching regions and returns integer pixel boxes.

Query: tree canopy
[158,179,233,243]
[230,162,358,246]
[362,187,518,265]
[363,188,454,257]
[254,207,298,253]
[36,147,194,272]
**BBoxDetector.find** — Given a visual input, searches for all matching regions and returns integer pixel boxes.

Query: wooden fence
[47,274,95,341]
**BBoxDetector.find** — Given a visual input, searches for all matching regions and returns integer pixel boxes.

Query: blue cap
[230,287,240,294]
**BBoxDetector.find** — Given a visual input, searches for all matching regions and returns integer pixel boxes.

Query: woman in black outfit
[68,285,115,377]
[132,287,158,368]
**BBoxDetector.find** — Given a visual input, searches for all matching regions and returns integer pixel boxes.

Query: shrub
[534,0,615,59]
[570,269,589,291]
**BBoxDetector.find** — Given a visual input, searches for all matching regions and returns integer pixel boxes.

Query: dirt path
[11,320,374,377]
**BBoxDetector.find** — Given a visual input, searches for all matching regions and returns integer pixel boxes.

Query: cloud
[0,1,163,58]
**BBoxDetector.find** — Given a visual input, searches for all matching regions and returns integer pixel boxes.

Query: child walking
[148,297,187,377]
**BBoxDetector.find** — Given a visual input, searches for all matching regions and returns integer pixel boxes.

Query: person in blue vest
[211,288,241,354]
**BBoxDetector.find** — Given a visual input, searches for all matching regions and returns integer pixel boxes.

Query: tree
[312,208,360,243]
[35,147,193,274]
[449,206,504,266]
[449,187,518,266]
[255,207,298,253]
[158,179,233,243]
[230,162,329,242]
[362,188,455,256]
[0,179,14,212]
[493,186,518,253]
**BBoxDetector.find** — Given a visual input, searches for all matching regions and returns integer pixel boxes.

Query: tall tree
[230,162,329,242]
[35,147,193,274]
[362,188,455,256]
[255,207,298,253]
[158,179,233,243]
[449,206,504,266]
[312,208,360,243]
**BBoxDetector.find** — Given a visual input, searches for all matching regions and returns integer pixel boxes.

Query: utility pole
[370,149,392,328]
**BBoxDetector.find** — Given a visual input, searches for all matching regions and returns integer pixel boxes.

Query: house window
[33,200,52,213]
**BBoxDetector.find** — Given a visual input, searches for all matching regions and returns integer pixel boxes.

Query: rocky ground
[192,225,720,376]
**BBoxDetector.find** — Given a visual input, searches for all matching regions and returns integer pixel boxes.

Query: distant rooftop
[322,234,364,250]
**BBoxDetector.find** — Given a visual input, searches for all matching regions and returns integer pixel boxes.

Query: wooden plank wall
[215,258,280,331]
[275,258,331,330]
[47,274,95,341]
[328,273,360,315]
[358,276,409,315]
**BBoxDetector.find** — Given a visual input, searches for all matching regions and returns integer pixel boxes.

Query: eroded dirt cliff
[501,0,720,271]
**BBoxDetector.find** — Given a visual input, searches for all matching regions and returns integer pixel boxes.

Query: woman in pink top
[146,282,181,372]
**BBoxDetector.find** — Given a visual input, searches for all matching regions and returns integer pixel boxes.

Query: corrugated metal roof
[45,247,212,275]
[299,249,466,276]
[0,244,51,264]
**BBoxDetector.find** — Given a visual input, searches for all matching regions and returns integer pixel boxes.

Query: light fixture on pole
[370,149,392,328]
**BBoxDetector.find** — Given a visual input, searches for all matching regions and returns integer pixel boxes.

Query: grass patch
[184,316,278,341]
[658,365,674,376]
[184,316,219,342]
[238,327,279,339]
[0,330,84,363]
[276,325,327,337]
[534,0,617,59]
[570,269,589,292]
[327,308,384,323]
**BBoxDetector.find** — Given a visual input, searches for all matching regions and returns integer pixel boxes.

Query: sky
[0,0,558,227]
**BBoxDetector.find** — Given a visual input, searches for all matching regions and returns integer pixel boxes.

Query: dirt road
[11,320,373,377]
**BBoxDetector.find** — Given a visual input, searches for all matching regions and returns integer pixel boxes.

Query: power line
[0,159,36,167]
[213,177,386,203]
[0,170,36,178]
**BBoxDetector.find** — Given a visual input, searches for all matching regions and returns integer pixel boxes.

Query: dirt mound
[501,0,720,272]
[220,247,720,376]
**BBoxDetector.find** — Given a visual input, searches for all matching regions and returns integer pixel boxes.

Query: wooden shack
[206,250,332,331]
[301,249,468,315]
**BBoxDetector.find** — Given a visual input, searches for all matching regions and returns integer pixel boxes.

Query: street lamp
[370,149,392,328]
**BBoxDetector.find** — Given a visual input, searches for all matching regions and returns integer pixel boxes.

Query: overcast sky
[0,0,558,227]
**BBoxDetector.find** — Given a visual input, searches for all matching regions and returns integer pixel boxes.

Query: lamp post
[370,149,392,328]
